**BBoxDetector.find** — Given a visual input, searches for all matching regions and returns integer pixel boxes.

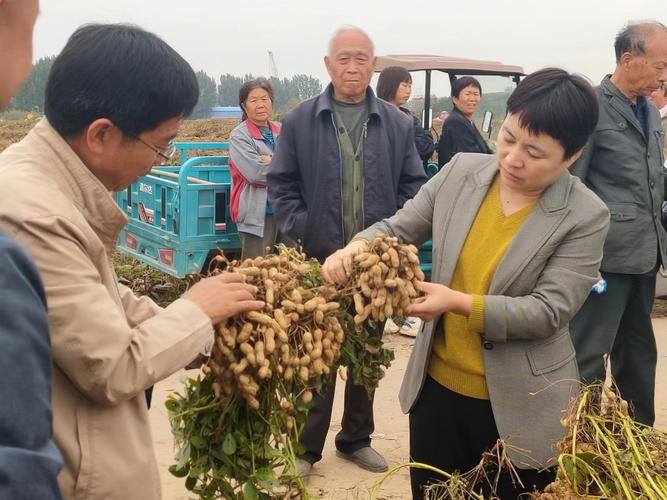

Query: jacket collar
[600,75,646,139]
[451,106,471,121]
[245,119,281,140]
[314,83,381,118]
[29,119,127,253]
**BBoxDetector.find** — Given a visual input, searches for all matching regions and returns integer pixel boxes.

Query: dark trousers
[409,376,554,500]
[239,214,280,259]
[570,272,657,425]
[299,324,381,464]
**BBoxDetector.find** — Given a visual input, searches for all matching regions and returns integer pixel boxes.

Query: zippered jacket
[268,84,427,260]
[229,119,280,237]
[0,119,214,500]
[570,76,667,274]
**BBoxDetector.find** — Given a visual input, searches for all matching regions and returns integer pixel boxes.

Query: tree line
[7,56,323,120]
[193,72,322,119]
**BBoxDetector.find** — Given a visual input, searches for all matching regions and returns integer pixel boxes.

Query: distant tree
[216,73,323,114]
[431,96,453,115]
[10,56,55,112]
[268,77,290,111]
[290,74,322,100]
[190,71,218,119]
[273,97,302,121]
[218,73,246,106]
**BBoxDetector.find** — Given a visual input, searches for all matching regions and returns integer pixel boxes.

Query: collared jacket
[356,153,609,467]
[0,231,63,500]
[0,119,214,500]
[229,119,281,237]
[268,84,427,261]
[437,106,493,167]
[570,76,667,274]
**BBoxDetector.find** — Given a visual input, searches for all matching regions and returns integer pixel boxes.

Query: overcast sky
[33,0,665,97]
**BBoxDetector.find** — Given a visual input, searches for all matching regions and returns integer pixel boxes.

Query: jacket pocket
[597,121,626,132]
[607,202,637,222]
[526,330,576,376]
[73,400,92,496]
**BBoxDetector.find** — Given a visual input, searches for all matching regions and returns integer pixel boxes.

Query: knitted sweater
[428,175,536,399]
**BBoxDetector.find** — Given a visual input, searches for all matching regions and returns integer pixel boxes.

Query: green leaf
[365,343,380,355]
[168,464,190,478]
[175,443,191,470]
[254,467,275,482]
[576,451,600,465]
[243,481,258,500]
[185,475,197,491]
[164,397,179,412]
[222,433,237,455]
[190,435,205,449]
[561,455,585,486]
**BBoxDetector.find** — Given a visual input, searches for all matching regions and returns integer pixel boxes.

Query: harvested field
[0,117,37,152]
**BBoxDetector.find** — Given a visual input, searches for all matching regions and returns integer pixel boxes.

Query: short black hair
[239,78,275,121]
[45,24,199,138]
[451,76,482,99]
[614,21,667,64]
[376,66,412,103]
[506,68,598,160]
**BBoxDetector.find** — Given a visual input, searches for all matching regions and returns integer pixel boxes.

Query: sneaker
[335,446,388,473]
[399,317,421,337]
[296,458,312,479]
[384,318,400,334]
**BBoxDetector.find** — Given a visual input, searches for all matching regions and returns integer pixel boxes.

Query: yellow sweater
[428,175,536,399]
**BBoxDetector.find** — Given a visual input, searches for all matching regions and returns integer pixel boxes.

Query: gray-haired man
[269,27,426,475]
[570,21,667,425]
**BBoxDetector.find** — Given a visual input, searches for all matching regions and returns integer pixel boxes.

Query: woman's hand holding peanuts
[408,281,472,322]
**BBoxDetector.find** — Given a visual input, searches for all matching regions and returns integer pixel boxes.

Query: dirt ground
[151,321,667,500]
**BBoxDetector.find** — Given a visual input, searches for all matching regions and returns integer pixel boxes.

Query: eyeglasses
[128,133,177,164]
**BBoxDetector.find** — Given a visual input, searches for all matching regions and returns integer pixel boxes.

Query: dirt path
[151,323,667,499]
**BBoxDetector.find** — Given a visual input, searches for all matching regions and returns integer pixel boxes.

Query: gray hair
[614,20,667,63]
[327,25,374,56]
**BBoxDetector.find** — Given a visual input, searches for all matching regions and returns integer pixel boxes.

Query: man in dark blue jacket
[268,26,426,476]
[0,1,63,498]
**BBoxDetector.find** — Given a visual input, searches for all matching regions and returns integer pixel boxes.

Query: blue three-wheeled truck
[114,142,435,278]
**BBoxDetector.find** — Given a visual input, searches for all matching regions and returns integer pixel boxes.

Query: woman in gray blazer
[323,69,610,499]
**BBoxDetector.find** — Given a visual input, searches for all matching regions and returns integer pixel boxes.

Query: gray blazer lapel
[489,173,572,295]
[435,161,496,286]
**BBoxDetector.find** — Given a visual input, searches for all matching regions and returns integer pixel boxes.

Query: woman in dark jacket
[437,76,492,167]
[377,66,435,164]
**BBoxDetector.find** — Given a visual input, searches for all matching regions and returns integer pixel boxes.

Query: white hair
[327,25,374,56]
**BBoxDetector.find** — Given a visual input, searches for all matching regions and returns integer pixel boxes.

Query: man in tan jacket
[0,24,264,500]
